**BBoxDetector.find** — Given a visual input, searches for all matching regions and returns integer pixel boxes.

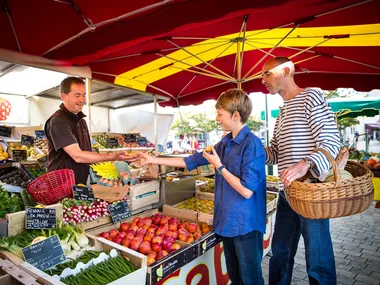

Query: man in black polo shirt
[45,77,129,184]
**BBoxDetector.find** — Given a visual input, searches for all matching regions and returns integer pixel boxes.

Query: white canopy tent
[0,48,173,149]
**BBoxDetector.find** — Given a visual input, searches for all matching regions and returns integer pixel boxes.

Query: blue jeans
[269,192,336,285]
[222,230,264,285]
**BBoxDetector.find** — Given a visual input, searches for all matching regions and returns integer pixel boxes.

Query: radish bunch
[62,198,110,224]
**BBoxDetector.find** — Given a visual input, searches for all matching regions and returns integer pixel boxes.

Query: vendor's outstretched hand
[202,146,222,168]
[280,160,310,187]
[113,151,141,162]
[133,152,153,167]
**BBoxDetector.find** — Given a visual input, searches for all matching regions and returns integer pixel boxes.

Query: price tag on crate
[0,126,12,138]
[25,208,56,229]
[106,137,119,148]
[21,135,35,146]
[35,130,46,139]
[22,235,66,271]
[124,133,137,143]
[12,149,27,161]
[72,185,95,202]
[109,200,131,223]
[37,155,49,171]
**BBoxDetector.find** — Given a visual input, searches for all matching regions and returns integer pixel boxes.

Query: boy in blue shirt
[136,89,266,285]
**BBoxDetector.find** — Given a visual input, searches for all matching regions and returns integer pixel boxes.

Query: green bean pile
[60,254,137,285]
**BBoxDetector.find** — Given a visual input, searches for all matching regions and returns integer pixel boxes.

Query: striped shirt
[265,88,341,189]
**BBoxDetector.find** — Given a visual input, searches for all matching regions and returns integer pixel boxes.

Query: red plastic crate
[27,169,75,205]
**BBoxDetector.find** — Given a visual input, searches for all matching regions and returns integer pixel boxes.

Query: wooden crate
[198,212,214,225]
[0,256,41,285]
[6,204,63,237]
[163,191,214,223]
[76,216,112,231]
[195,190,214,201]
[130,180,160,211]
[19,237,147,285]
[162,203,198,221]
[266,191,279,214]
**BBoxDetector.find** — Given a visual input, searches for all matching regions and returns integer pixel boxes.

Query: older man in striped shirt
[263,56,340,285]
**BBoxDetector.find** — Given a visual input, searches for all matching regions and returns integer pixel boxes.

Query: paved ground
[262,202,380,285]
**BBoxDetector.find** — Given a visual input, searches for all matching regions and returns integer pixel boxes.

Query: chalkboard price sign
[35,130,46,139]
[21,135,35,146]
[106,137,119,148]
[72,185,95,202]
[137,137,148,146]
[0,126,12,138]
[37,155,48,171]
[109,200,131,223]
[26,208,56,229]
[12,150,27,161]
[124,133,137,143]
[22,235,66,271]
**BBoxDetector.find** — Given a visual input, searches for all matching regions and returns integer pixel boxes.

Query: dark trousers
[269,192,336,285]
[222,230,264,285]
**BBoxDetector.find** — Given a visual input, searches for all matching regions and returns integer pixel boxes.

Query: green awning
[270,98,380,119]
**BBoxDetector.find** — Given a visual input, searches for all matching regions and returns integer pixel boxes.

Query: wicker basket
[285,148,374,219]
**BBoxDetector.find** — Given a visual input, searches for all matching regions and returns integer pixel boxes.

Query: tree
[190,113,219,133]
[338,117,360,130]
[246,116,263,132]
[171,113,195,136]
[337,117,360,144]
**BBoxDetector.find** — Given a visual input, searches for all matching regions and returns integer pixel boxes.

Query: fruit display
[0,167,32,187]
[92,133,155,149]
[7,143,44,160]
[177,197,214,213]
[34,138,48,154]
[266,175,279,182]
[92,134,108,148]
[27,166,46,178]
[197,177,214,193]
[0,147,9,161]
[97,214,213,265]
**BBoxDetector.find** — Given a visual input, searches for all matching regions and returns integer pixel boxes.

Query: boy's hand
[202,146,222,168]
[133,152,153,167]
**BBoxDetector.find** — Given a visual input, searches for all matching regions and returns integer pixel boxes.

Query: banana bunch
[91,162,118,179]
[266,175,279,182]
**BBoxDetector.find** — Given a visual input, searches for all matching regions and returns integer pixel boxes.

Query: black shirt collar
[59,103,86,122]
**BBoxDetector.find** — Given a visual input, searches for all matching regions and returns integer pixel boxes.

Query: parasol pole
[237,41,242,89]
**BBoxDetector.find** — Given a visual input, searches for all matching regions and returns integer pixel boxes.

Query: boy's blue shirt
[184,126,267,237]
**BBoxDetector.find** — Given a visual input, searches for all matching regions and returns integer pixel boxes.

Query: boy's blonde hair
[215,89,252,124]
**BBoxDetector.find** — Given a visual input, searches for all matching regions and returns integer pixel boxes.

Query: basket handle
[313,147,341,186]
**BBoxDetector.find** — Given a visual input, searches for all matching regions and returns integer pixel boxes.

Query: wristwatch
[217,165,225,175]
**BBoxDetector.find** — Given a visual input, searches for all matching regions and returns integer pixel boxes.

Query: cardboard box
[146,242,198,285]
[197,231,222,256]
